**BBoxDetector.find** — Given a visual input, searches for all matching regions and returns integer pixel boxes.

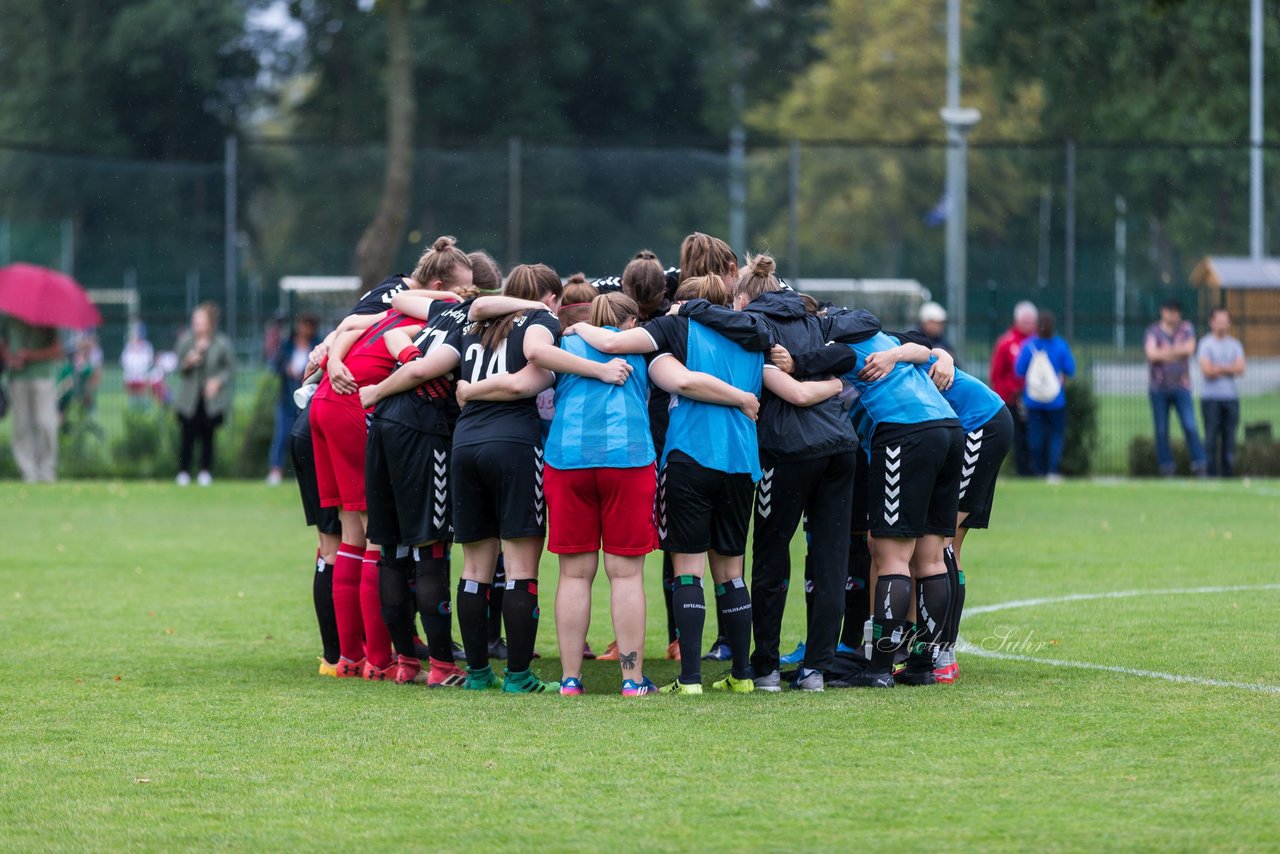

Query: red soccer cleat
[335,657,365,679]
[427,658,467,688]
[362,659,396,681]
[394,655,423,685]
[596,641,620,661]
[933,662,959,684]
[666,640,681,661]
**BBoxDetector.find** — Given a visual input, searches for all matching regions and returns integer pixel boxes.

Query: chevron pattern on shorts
[432,448,449,532]
[960,428,983,500]
[756,467,775,520]
[883,445,901,526]
[533,447,545,525]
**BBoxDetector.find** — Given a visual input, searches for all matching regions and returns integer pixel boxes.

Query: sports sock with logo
[502,579,540,673]
[715,577,753,680]
[841,534,872,649]
[313,552,339,665]
[360,548,394,669]
[488,556,506,643]
[870,574,912,672]
[414,543,456,664]
[456,579,491,671]
[909,574,951,670]
[673,575,705,683]
[378,547,416,658]
[332,544,366,663]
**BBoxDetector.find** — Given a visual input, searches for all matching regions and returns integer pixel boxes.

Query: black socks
[870,574,913,672]
[378,549,417,658]
[943,545,965,655]
[841,534,871,649]
[456,579,492,671]
[414,544,455,663]
[673,575,705,683]
[502,579,540,673]
[909,574,952,670]
[313,557,339,665]
[661,552,677,644]
[488,556,506,643]
[715,577,753,680]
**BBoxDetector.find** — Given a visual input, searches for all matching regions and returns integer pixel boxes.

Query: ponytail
[559,280,597,327]
[735,253,780,303]
[622,254,666,319]
[673,274,731,307]
[590,292,641,329]
[412,235,472,292]
[473,263,563,351]
[679,232,737,281]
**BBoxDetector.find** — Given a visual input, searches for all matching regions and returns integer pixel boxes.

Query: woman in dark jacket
[268,314,320,484]
[174,302,235,486]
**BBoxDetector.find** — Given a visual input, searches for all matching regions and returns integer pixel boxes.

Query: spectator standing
[268,314,320,485]
[990,300,1037,475]
[1197,308,1246,477]
[1144,299,1207,477]
[1,316,63,482]
[174,302,235,486]
[121,322,155,410]
[914,301,959,364]
[1014,310,1075,481]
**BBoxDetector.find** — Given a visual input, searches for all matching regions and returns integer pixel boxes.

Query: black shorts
[868,422,963,539]
[657,453,754,557]
[290,405,341,536]
[451,441,545,543]
[958,406,1014,530]
[851,445,870,534]
[365,417,453,547]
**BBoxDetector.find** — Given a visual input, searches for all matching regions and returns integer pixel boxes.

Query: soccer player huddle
[291,231,1012,696]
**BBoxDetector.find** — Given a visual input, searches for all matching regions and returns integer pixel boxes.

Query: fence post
[507,136,522,270]
[224,135,238,350]
[1037,185,1051,292]
[728,120,747,257]
[0,218,9,265]
[60,217,74,276]
[1064,138,1077,340]
[186,269,200,317]
[1114,195,1127,351]
[788,140,800,281]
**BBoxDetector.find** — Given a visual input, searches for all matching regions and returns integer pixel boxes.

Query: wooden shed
[1190,256,1280,355]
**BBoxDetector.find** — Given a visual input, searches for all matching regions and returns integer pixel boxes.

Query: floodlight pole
[942,0,978,357]
[224,135,238,348]
[1250,0,1264,259]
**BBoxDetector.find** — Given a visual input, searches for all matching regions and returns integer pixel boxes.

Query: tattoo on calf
[619,650,637,671]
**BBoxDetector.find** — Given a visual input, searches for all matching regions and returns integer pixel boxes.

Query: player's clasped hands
[858,350,896,382]
[596,358,633,385]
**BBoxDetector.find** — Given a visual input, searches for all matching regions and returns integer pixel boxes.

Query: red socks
[333,544,365,663]
[361,548,394,669]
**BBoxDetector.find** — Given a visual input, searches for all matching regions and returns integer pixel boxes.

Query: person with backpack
[1014,310,1075,481]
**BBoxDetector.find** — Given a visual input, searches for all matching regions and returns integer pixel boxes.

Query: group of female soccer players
[289,231,1012,695]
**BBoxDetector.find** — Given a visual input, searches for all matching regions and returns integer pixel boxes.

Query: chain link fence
[2,137,1278,476]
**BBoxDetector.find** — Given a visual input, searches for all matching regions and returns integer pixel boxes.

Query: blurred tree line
[3,0,1280,317]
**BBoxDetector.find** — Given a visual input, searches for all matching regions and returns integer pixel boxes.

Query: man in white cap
[913,300,958,365]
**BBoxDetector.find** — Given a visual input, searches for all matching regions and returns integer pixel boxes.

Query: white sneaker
[1046,473,1064,485]
[176,471,192,487]
[197,471,213,487]
[266,470,282,486]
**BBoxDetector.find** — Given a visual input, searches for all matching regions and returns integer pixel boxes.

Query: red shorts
[545,464,658,556]
[310,396,369,512]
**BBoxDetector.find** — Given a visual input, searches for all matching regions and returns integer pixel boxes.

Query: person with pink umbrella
[1,314,63,482]
[0,263,102,483]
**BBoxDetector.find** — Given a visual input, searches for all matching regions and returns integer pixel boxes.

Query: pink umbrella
[0,263,103,329]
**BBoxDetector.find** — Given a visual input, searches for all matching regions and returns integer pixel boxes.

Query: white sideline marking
[959,585,1280,695]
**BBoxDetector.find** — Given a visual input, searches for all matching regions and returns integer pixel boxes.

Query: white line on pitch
[965,584,1280,617]
[960,584,1280,694]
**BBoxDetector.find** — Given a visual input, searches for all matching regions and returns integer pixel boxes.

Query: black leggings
[750,450,857,675]
[179,399,222,474]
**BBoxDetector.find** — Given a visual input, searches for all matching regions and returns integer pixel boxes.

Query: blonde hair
[679,232,737,281]
[674,275,730,307]
[736,253,780,303]
[473,263,563,350]
[590,292,641,329]
[412,235,471,291]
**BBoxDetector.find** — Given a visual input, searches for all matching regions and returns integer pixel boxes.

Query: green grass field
[2,479,1279,850]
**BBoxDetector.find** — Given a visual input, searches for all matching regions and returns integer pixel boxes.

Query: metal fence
[2,137,1278,476]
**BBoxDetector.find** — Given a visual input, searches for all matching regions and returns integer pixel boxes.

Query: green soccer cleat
[658,679,704,695]
[463,665,499,691]
[711,674,756,694]
[501,668,557,694]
